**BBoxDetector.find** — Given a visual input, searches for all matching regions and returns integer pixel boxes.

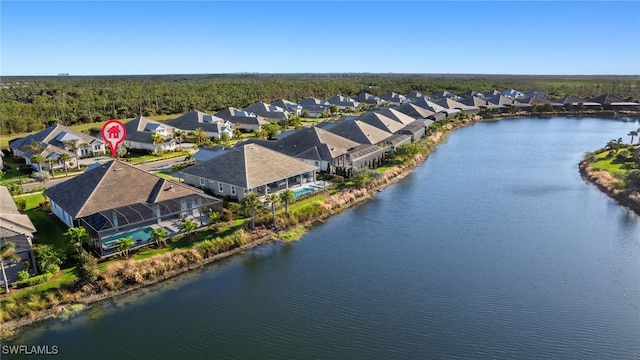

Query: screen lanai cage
[78,194,222,256]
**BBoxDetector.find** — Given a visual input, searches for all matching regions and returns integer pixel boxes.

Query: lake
[6,117,640,359]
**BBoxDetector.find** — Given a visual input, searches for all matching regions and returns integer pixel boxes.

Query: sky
[1,1,639,76]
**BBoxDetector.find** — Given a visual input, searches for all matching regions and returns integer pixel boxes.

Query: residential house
[9,124,105,171]
[553,95,602,110]
[462,90,485,98]
[0,186,37,285]
[299,97,331,118]
[430,90,460,100]
[397,121,427,141]
[358,111,406,133]
[244,102,290,122]
[406,91,428,102]
[354,93,384,106]
[44,160,222,257]
[393,103,435,120]
[326,95,359,110]
[192,146,227,164]
[517,96,564,110]
[433,98,481,115]
[215,107,268,132]
[165,110,233,139]
[326,118,393,145]
[124,116,177,153]
[255,126,361,173]
[374,107,420,125]
[181,144,317,200]
[379,92,408,106]
[272,99,303,116]
[589,94,639,111]
[500,89,525,99]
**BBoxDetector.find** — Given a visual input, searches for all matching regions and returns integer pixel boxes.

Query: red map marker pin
[101,120,127,157]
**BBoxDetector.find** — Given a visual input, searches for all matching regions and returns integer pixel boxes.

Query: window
[231,186,236,196]
[218,182,223,193]
[199,178,205,186]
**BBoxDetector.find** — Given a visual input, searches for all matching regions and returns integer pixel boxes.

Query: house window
[218,182,223,193]
[231,186,236,196]
[199,178,205,186]
[315,161,319,167]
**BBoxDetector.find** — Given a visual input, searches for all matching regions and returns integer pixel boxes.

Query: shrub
[17,269,30,281]
[14,197,27,211]
[7,183,23,196]
[77,250,99,283]
[14,272,53,289]
[622,162,638,170]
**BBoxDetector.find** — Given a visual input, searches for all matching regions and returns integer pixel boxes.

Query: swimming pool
[102,227,154,249]
[293,187,315,198]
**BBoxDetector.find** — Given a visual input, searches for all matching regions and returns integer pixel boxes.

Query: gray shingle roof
[181,144,316,189]
[125,116,176,144]
[354,93,383,105]
[374,108,418,125]
[358,112,406,133]
[165,110,229,133]
[263,126,360,162]
[215,107,268,126]
[44,160,208,219]
[326,119,392,145]
[0,186,36,238]
[9,124,104,152]
[244,102,290,120]
[392,103,435,120]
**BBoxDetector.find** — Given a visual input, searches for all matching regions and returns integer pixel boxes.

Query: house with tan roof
[181,143,317,200]
[124,116,178,153]
[10,124,105,171]
[44,160,221,257]
[0,186,37,285]
[165,110,233,139]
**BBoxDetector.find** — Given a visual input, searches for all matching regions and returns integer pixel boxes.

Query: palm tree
[208,211,220,230]
[629,130,638,144]
[47,158,56,178]
[173,129,185,149]
[1,241,20,294]
[265,194,280,228]
[63,140,80,169]
[31,154,46,173]
[241,192,261,230]
[606,139,620,156]
[279,189,295,217]
[179,219,198,238]
[58,153,71,176]
[150,228,169,247]
[116,236,135,258]
[151,133,164,154]
[194,128,208,146]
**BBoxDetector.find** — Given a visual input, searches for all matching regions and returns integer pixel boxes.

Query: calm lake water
[7,117,640,359]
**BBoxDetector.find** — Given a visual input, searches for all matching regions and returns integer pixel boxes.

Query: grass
[26,209,69,255]
[153,171,182,182]
[276,226,307,242]
[1,267,78,301]
[121,150,191,165]
[592,151,626,176]
[15,193,46,210]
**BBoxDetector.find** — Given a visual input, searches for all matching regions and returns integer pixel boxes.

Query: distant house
[354,93,384,106]
[44,160,221,258]
[500,89,525,99]
[393,103,435,120]
[406,91,427,102]
[299,97,331,118]
[181,143,317,200]
[433,98,481,115]
[326,95,359,110]
[485,95,515,108]
[379,92,408,106]
[430,90,460,100]
[244,102,290,122]
[0,186,37,285]
[9,124,105,171]
[165,110,233,139]
[589,94,639,111]
[517,96,564,110]
[215,107,268,132]
[358,111,406,133]
[272,99,303,116]
[553,95,601,110]
[124,116,177,153]
[374,107,419,125]
[326,118,393,145]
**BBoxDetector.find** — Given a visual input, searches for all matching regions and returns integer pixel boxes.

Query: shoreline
[578,158,640,215]
[2,111,638,336]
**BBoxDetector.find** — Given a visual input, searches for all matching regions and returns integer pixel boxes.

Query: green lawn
[1,267,78,301]
[121,150,191,165]
[592,152,626,176]
[26,209,70,256]
[15,193,46,210]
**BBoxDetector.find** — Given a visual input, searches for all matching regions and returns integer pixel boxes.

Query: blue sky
[2,1,639,76]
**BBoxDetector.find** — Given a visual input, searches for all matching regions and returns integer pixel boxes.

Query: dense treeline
[1,74,639,135]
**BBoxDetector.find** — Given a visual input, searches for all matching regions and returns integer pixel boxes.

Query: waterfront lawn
[0,267,78,303]
[591,152,626,176]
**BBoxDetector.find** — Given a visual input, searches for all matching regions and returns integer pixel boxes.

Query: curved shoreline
[578,158,640,215]
[3,112,638,336]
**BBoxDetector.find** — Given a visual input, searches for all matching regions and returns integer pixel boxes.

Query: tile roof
[44,160,209,219]
[181,144,316,189]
